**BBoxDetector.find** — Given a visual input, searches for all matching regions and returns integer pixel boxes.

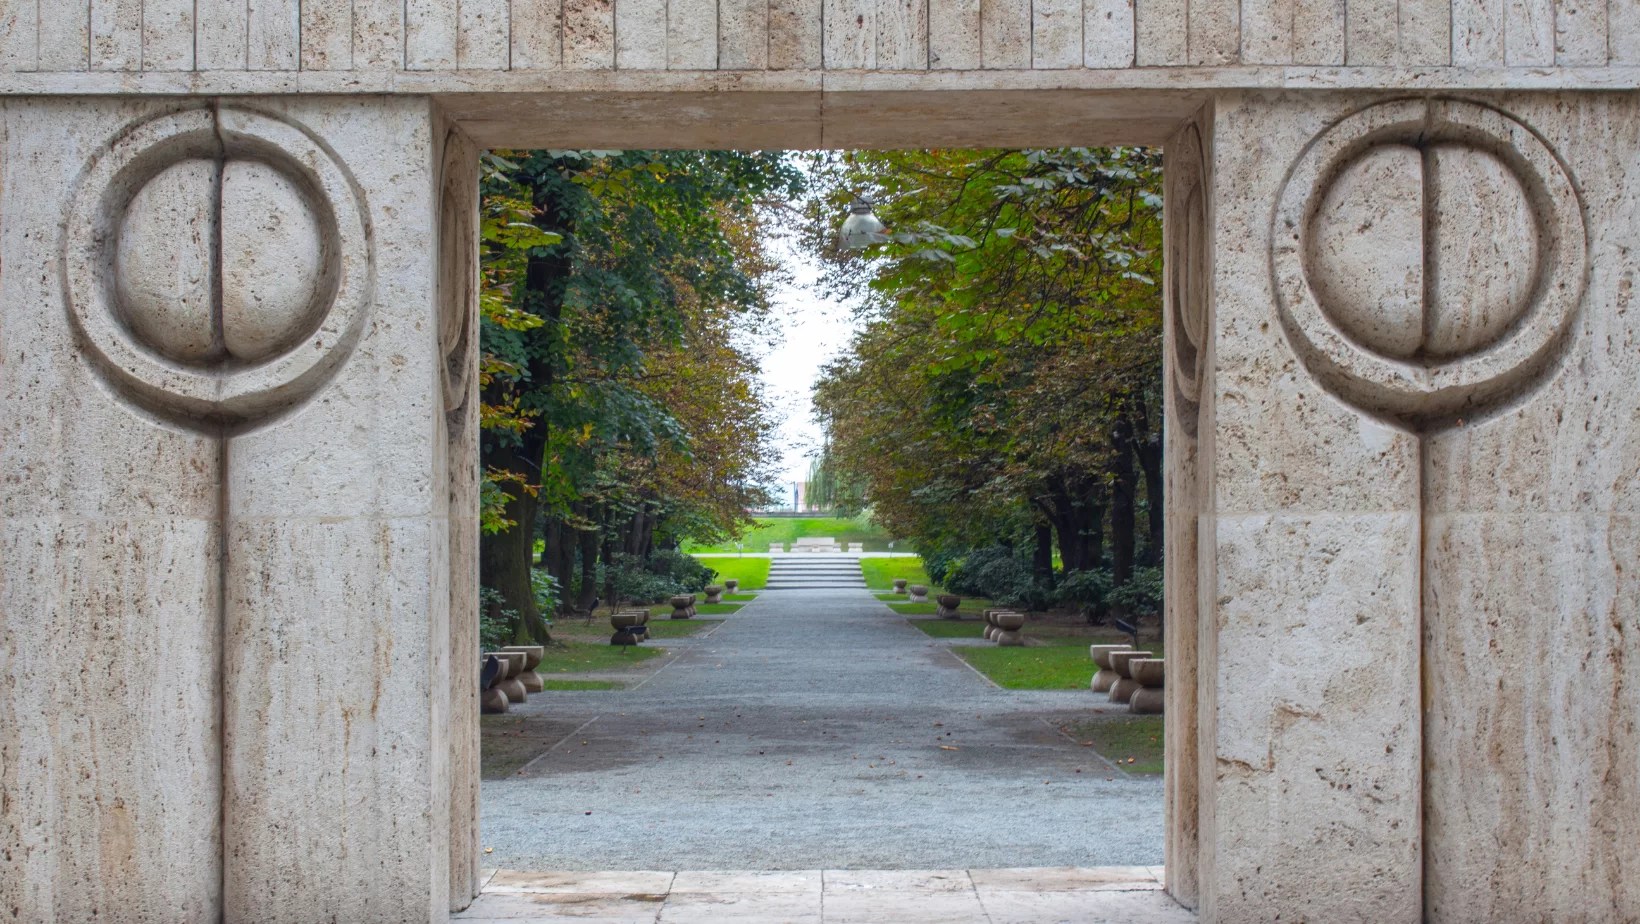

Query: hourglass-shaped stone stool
[993,611,1027,646]
[908,584,929,603]
[704,585,725,604]
[1107,650,1153,704]
[1129,659,1165,714]
[480,654,509,715]
[501,645,545,693]
[936,594,963,619]
[1090,644,1134,693]
[493,651,528,703]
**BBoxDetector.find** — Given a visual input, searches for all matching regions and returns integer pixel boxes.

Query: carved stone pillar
[1192,90,1636,923]
[0,97,467,922]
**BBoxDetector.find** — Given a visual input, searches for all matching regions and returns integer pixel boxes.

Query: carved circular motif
[64,107,371,428]
[1167,123,1208,438]
[1271,98,1588,428]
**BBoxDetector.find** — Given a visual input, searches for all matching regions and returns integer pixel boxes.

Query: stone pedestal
[907,584,929,603]
[1089,644,1133,693]
[1108,650,1153,704]
[1129,659,1165,714]
[0,97,466,923]
[502,646,546,693]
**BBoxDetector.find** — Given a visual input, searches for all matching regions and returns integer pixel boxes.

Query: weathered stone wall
[1,5,1637,923]
[0,0,1635,77]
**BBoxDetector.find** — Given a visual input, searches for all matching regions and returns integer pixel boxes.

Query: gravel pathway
[480,588,1164,870]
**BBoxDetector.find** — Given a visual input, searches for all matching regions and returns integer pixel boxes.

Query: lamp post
[839,197,888,250]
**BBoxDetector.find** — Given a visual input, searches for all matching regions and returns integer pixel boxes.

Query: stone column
[1195,90,1638,924]
[1193,91,1426,922]
[217,97,457,923]
[1161,105,1210,911]
[1417,93,1640,924]
[0,96,466,922]
[0,97,223,924]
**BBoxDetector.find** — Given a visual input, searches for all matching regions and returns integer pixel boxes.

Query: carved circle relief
[1167,123,1208,438]
[65,107,372,429]
[438,132,478,420]
[1271,98,1588,429]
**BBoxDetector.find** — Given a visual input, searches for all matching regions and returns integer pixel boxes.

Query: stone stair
[764,554,866,589]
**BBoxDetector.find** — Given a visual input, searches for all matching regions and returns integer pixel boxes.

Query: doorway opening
[438,90,1212,921]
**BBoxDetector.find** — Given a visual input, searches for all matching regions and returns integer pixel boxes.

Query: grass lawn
[684,514,898,553]
[890,598,993,618]
[724,593,758,602]
[541,679,625,691]
[1058,715,1165,775]
[534,638,663,673]
[907,618,987,639]
[692,556,771,590]
[861,557,932,590]
[951,629,1165,691]
[646,603,743,617]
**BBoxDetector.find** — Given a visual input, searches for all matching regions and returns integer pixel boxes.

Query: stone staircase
[764,554,866,590]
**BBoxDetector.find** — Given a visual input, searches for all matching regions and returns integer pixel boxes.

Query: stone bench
[500,645,545,694]
[907,584,929,603]
[1129,658,1165,714]
[935,594,962,619]
[1089,644,1134,693]
[1107,650,1154,704]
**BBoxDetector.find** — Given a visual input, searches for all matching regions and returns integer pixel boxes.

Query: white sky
[756,235,861,487]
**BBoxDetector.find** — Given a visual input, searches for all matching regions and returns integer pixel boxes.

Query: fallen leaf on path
[939,745,959,751]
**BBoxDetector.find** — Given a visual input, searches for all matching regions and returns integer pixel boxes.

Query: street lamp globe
[840,198,888,250]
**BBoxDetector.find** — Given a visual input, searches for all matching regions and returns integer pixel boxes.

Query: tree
[803,147,1164,615]
[479,150,801,642]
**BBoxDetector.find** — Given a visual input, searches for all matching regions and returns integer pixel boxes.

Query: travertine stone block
[300,0,353,69]
[980,0,1030,67]
[563,0,616,68]
[1419,92,1640,924]
[91,0,143,71]
[824,0,875,68]
[408,0,460,69]
[1032,0,1081,68]
[1134,0,1186,64]
[511,0,564,69]
[0,96,224,924]
[876,0,929,70]
[617,0,667,67]
[247,0,300,69]
[459,0,512,69]
[669,0,719,68]
[354,0,406,68]
[197,0,250,70]
[719,0,770,69]
[929,0,981,68]
[142,0,196,70]
[38,3,90,70]
[1505,0,1554,64]
[768,0,822,68]
[1083,0,1135,67]
[0,0,39,70]
[1201,91,1423,924]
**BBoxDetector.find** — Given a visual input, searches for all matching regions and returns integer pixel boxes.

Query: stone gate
[0,2,1636,922]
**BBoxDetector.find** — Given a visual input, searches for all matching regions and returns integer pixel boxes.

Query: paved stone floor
[455,867,1195,922]
[480,586,1164,874]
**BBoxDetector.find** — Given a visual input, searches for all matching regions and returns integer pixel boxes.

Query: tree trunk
[478,436,550,644]
[1033,523,1055,587]
[1108,415,1138,622]
[1133,408,1165,568]
[577,525,600,614]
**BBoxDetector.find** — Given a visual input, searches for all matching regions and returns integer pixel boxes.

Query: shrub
[1054,568,1112,609]
[944,545,1044,608]
[1107,566,1164,618]
[599,550,717,605]
[478,587,515,651]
